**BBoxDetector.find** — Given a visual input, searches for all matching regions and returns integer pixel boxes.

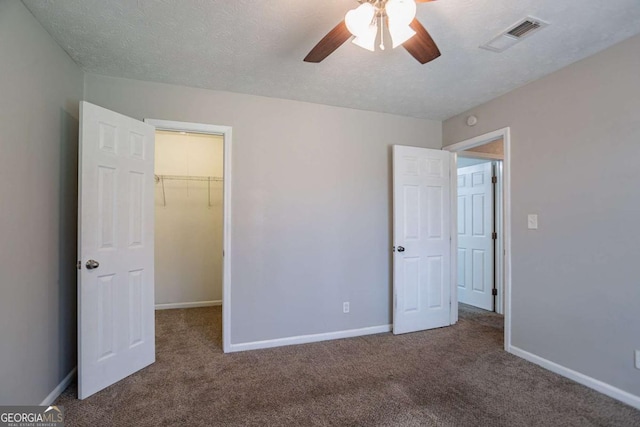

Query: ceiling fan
[304,0,440,64]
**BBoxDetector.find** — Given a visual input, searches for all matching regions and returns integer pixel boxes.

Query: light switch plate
[528,214,538,229]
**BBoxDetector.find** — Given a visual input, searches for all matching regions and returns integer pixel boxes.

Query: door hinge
[492,288,498,296]
[76,260,82,270]
[492,232,497,240]
[492,176,497,184]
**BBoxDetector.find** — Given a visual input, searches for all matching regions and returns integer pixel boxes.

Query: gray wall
[444,34,640,397]
[0,1,83,404]
[84,74,441,344]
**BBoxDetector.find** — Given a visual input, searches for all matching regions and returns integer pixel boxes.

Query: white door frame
[144,119,233,353]
[443,127,512,351]
[494,161,504,315]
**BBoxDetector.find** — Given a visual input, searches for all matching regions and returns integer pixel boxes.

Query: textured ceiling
[22,0,640,120]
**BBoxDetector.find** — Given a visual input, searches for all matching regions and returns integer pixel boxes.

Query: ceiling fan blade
[403,19,441,64]
[304,21,352,63]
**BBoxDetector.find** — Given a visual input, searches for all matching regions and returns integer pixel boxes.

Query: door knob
[397,246,405,252]
[86,260,100,270]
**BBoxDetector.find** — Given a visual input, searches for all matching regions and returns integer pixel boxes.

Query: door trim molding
[144,119,233,353]
[494,161,505,315]
[443,127,512,351]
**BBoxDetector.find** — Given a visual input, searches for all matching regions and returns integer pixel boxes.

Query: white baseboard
[509,345,640,410]
[40,367,76,406]
[228,324,392,353]
[155,300,222,310]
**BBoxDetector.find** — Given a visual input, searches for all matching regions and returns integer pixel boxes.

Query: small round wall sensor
[466,115,478,126]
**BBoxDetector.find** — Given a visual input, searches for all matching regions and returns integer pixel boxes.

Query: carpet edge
[509,345,640,410]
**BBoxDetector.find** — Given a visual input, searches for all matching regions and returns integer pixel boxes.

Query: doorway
[456,153,504,314]
[145,119,233,353]
[153,130,224,310]
[444,128,512,351]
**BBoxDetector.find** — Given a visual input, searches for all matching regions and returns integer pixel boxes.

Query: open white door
[457,162,494,311]
[393,146,451,334]
[78,102,156,399]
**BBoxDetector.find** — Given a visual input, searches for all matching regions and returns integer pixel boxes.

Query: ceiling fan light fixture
[345,3,376,38]
[304,0,439,63]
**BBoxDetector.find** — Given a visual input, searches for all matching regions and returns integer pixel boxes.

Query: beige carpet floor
[56,304,640,426]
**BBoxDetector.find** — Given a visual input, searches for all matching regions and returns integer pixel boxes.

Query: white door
[78,102,156,399]
[457,162,494,311]
[393,146,451,334]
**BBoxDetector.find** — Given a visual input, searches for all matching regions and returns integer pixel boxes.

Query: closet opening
[145,119,232,352]
[154,129,224,308]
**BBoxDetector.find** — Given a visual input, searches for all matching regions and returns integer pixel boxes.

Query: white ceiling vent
[480,17,549,53]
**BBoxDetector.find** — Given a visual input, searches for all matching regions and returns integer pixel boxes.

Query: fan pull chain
[379,14,385,50]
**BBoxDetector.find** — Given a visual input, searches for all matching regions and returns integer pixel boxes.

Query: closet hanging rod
[154,174,223,182]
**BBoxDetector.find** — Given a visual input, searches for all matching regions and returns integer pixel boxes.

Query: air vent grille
[507,20,542,38]
[480,16,549,53]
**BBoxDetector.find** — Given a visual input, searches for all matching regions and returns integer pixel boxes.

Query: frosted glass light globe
[386,0,417,26]
[345,3,376,38]
[386,0,417,48]
[352,23,378,52]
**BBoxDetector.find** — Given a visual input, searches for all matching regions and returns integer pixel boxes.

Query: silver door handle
[86,260,100,270]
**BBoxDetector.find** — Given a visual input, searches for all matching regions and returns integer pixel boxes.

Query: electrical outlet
[343,302,350,314]
[635,350,640,370]
[527,214,538,230]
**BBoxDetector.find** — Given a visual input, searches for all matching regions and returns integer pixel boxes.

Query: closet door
[77,101,156,399]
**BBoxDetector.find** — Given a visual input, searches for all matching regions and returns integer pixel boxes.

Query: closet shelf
[155,174,223,207]
[154,174,223,182]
